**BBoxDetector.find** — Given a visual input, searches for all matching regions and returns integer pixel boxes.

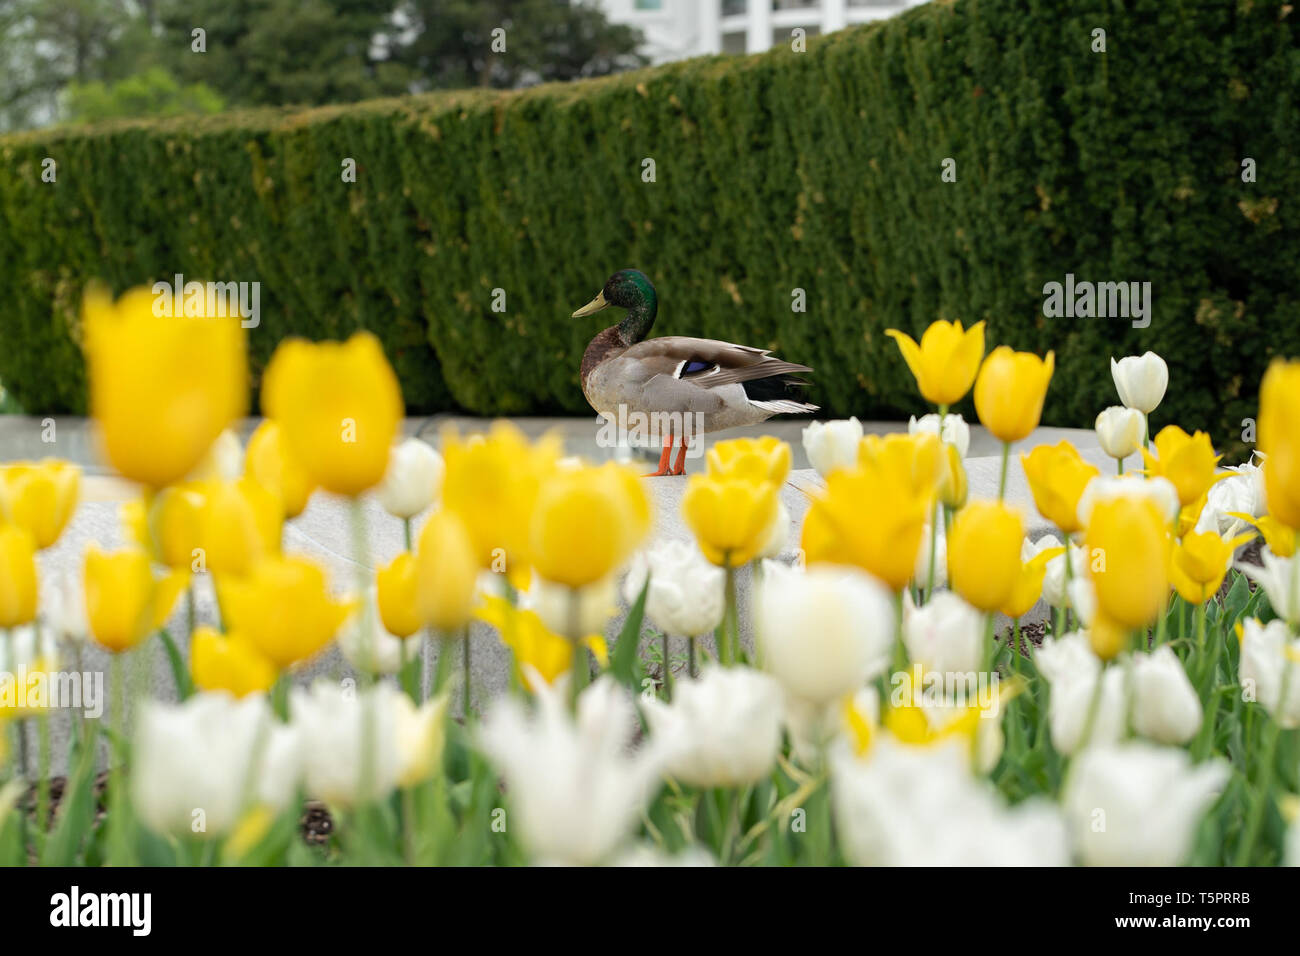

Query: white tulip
[912,523,946,590]
[375,438,444,519]
[831,738,1069,866]
[801,418,863,479]
[1035,633,1123,755]
[642,666,782,788]
[1287,814,1300,867]
[1064,742,1228,866]
[337,588,414,676]
[902,590,983,677]
[1077,475,1179,527]
[757,563,894,705]
[1067,577,1097,627]
[1240,549,1300,628]
[132,693,300,839]
[1131,646,1202,744]
[1041,543,1086,608]
[292,681,441,807]
[1094,406,1144,461]
[533,574,618,639]
[479,676,669,865]
[1110,351,1169,414]
[0,623,60,673]
[1238,617,1300,728]
[1195,458,1265,538]
[189,428,244,481]
[40,568,87,643]
[609,844,716,867]
[393,692,450,788]
[622,539,724,638]
[908,413,971,458]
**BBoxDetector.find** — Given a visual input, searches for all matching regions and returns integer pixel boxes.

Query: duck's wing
[613,336,817,416]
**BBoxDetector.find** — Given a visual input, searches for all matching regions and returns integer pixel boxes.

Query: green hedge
[2,0,1299,454]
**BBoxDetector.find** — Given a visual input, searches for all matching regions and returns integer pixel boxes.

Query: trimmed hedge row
[2,0,1299,453]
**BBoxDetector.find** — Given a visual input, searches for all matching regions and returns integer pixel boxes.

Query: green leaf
[157,629,193,701]
[41,721,101,866]
[611,577,649,690]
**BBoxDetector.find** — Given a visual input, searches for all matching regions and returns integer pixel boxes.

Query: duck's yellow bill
[572,291,608,317]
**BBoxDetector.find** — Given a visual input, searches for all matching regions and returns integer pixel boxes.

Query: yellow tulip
[530,462,651,587]
[707,436,792,485]
[190,627,277,697]
[82,285,246,488]
[884,320,986,406]
[261,332,403,496]
[198,478,282,577]
[377,551,424,639]
[1000,546,1064,619]
[1083,494,1171,630]
[1141,425,1225,508]
[0,526,37,628]
[476,595,608,687]
[1231,513,1296,558]
[802,463,932,592]
[1169,530,1254,605]
[441,422,562,580]
[1088,613,1131,661]
[938,442,968,509]
[245,419,317,518]
[84,547,187,653]
[414,510,480,632]
[857,432,942,491]
[146,484,207,570]
[220,556,355,670]
[0,460,80,549]
[973,347,1055,443]
[684,473,778,568]
[1020,442,1099,535]
[948,501,1025,612]
[1259,360,1300,529]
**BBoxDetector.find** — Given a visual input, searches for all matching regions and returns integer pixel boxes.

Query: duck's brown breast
[580,327,628,405]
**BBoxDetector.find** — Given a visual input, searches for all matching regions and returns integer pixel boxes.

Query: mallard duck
[572,269,817,475]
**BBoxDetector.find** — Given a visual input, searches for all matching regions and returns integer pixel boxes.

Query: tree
[391,0,646,90]
[63,66,225,123]
[157,0,415,108]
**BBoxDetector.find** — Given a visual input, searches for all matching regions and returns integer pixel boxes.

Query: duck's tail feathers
[748,398,820,416]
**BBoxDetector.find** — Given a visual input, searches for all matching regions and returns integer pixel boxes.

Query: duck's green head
[572,269,658,341]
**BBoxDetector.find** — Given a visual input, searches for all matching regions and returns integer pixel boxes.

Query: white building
[594,0,931,64]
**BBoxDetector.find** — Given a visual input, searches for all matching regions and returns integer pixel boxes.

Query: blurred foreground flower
[831,738,1068,866]
[476,595,607,687]
[530,462,650,587]
[0,460,80,549]
[292,682,447,806]
[479,676,668,865]
[245,419,317,518]
[190,628,277,698]
[756,564,893,706]
[1238,618,1300,728]
[707,436,791,486]
[336,590,413,676]
[1240,550,1300,627]
[220,556,354,670]
[132,693,299,840]
[641,666,782,788]
[884,320,986,406]
[902,591,983,676]
[1021,442,1098,535]
[414,510,479,632]
[947,501,1023,612]
[84,547,185,653]
[683,472,777,568]
[621,539,724,638]
[1259,359,1300,529]
[262,332,403,496]
[1082,491,1171,635]
[83,285,246,488]
[1064,742,1227,866]
[0,525,38,628]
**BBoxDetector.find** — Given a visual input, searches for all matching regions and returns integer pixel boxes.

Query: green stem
[688,636,697,679]
[997,441,1010,500]
[1234,661,1292,865]
[462,631,472,721]
[661,632,671,700]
